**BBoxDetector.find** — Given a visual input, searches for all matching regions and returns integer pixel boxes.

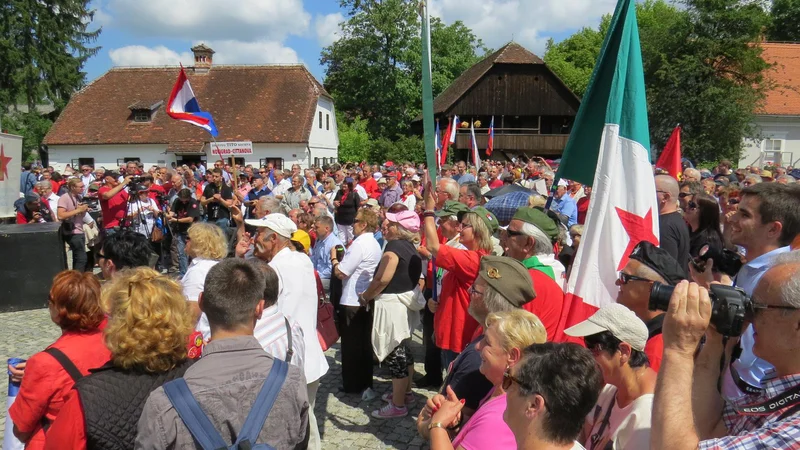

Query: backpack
[162,359,289,450]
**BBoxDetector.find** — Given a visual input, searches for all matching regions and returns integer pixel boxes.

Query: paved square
[1,308,436,449]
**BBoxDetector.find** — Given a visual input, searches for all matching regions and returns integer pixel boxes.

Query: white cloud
[109,45,193,66]
[428,0,617,55]
[108,40,300,67]
[99,0,311,41]
[315,13,344,47]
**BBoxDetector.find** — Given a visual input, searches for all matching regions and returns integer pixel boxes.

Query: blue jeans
[175,233,189,276]
[67,233,87,272]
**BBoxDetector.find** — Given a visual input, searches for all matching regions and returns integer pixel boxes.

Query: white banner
[210,141,253,157]
[0,133,23,218]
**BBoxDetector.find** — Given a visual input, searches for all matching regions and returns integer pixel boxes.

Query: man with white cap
[565,303,656,450]
[550,179,578,227]
[245,213,329,450]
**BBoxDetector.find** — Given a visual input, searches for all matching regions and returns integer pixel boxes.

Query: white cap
[244,213,297,238]
[557,178,569,187]
[373,172,382,180]
[564,303,648,351]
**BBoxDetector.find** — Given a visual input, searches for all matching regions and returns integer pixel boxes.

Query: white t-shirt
[583,384,653,450]
[354,184,368,200]
[338,232,382,307]
[181,258,221,340]
[127,197,158,237]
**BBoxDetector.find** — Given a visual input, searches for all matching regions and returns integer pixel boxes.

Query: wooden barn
[424,42,581,161]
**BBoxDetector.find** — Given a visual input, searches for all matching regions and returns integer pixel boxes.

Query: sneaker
[371,401,408,419]
[381,391,415,406]
[361,388,377,401]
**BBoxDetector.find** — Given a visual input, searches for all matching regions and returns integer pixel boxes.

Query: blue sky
[84,0,618,85]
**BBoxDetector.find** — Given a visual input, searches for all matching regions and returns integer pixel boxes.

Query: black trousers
[422,288,443,384]
[338,305,374,393]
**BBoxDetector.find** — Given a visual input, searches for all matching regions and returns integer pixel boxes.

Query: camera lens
[649,282,674,312]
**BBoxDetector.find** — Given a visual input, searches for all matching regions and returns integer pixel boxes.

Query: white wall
[204,143,313,169]
[741,116,800,168]
[48,144,175,172]
[308,97,339,152]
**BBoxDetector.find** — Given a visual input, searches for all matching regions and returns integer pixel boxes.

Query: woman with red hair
[8,271,110,450]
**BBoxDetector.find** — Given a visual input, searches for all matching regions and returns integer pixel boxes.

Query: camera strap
[732,382,800,416]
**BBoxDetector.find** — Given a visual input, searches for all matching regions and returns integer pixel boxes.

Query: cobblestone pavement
[1,308,437,449]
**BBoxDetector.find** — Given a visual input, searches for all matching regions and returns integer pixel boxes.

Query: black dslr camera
[649,282,751,337]
[692,245,744,277]
[130,175,145,184]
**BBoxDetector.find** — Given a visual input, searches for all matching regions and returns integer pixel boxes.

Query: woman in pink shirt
[417,309,547,450]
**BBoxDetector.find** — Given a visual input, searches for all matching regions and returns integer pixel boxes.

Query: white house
[740,42,800,169]
[44,44,338,172]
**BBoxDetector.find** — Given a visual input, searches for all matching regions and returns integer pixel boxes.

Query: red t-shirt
[434,244,487,353]
[521,269,566,342]
[8,325,111,450]
[43,390,86,450]
[489,179,503,189]
[359,177,381,199]
[16,211,29,224]
[645,334,663,372]
[148,184,166,208]
[577,195,590,225]
[98,185,129,229]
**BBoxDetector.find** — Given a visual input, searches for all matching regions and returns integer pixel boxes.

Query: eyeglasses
[678,192,691,198]
[505,228,526,237]
[502,367,534,393]
[468,284,484,296]
[618,272,651,285]
[687,201,698,210]
[97,252,106,260]
[459,222,473,231]
[748,298,800,320]
[728,198,740,205]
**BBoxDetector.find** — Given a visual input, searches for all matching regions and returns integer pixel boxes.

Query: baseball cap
[458,206,499,234]
[377,177,387,185]
[291,229,311,253]
[24,192,41,203]
[511,207,560,243]
[251,174,263,180]
[435,200,470,218]
[627,241,687,285]
[386,210,420,232]
[761,170,774,180]
[557,179,569,187]
[564,303,648,351]
[386,171,399,178]
[365,198,379,208]
[344,177,355,184]
[478,256,536,307]
[244,213,297,238]
[373,172,382,180]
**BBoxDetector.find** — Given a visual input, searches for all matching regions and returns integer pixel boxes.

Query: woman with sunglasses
[684,193,724,259]
[8,271,110,450]
[333,177,361,244]
[417,310,547,450]
[44,268,195,450]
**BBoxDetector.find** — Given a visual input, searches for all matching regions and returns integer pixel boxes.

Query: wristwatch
[428,422,446,431]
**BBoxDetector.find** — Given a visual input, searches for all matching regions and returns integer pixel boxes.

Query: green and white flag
[555,0,660,340]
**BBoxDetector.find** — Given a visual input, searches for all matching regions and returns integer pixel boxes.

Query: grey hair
[35,180,51,190]
[291,174,304,183]
[777,175,796,184]
[543,170,555,179]
[771,250,800,309]
[392,223,420,244]
[483,284,516,315]
[683,168,701,180]
[479,172,489,180]
[745,174,763,184]
[259,196,281,214]
[520,222,555,255]
[440,178,460,200]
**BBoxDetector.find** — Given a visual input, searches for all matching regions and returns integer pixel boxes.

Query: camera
[130,176,145,184]
[649,281,751,337]
[693,245,743,277]
[81,197,99,210]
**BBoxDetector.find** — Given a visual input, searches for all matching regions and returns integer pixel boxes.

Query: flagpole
[419,1,437,181]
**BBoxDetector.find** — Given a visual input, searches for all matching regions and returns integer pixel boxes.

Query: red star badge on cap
[0,143,11,181]
[615,206,659,271]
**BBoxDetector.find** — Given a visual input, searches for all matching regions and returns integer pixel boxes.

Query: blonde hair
[485,310,547,352]
[528,195,546,208]
[461,212,494,253]
[393,223,420,244]
[187,223,228,259]
[102,268,194,372]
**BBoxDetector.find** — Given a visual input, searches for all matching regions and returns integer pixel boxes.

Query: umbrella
[483,183,531,199]
[485,191,533,224]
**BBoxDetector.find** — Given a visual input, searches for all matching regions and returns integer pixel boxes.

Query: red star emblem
[615,206,659,271]
[0,143,11,181]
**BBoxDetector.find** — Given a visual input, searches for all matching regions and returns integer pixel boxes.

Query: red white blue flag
[435,120,442,169]
[167,66,218,137]
[487,116,494,156]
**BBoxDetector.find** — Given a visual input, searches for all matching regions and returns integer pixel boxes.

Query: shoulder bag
[315,270,339,351]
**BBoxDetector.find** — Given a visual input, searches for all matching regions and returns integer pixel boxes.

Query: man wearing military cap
[616,240,688,371]
[435,255,538,416]
[501,207,567,340]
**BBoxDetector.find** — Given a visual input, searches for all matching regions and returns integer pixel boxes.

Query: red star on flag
[615,206,659,271]
[0,143,11,181]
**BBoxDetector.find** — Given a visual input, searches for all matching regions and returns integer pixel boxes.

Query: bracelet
[423,211,436,218]
[428,422,446,431]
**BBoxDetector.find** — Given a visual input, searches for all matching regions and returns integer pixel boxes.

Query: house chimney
[191,44,214,73]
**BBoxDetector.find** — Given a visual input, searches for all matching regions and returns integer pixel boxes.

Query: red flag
[487,116,494,156]
[441,117,452,165]
[656,125,682,180]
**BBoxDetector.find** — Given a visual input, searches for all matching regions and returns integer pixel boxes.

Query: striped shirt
[253,305,306,371]
[699,373,800,449]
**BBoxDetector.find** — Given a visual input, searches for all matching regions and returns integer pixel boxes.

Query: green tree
[544,17,610,97]
[336,112,372,162]
[368,135,425,163]
[767,0,800,41]
[321,0,488,140]
[1,111,53,162]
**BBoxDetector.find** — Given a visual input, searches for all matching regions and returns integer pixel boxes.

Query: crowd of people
[7,155,800,450]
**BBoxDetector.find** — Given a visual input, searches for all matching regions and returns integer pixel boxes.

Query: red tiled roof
[431,42,547,114]
[759,42,800,116]
[44,65,330,150]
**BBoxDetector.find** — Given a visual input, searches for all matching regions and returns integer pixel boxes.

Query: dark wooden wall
[450,64,580,117]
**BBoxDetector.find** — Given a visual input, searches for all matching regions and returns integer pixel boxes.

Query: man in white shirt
[252,260,305,371]
[79,165,95,195]
[245,213,328,450]
[271,170,292,199]
[330,208,382,398]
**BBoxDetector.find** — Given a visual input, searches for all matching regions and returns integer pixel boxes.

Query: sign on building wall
[210,141,253,157]
[0,133,23,218]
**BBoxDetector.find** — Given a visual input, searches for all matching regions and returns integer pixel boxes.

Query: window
[259,158,284,170]
[319,111,323,129]
[764,139,783,152]
[326,114,330,130]
[314,157,320,167]
[133,110,150,122]
[124,157,141,163]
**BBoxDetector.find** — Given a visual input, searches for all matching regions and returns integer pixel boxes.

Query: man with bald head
[656,174,690,266]
[683,167,701,182]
